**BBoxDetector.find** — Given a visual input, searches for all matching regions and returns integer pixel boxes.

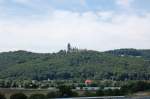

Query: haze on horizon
[0,0,150,53]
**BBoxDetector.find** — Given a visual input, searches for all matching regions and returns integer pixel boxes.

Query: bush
[58,85,78,97]
[110,89,124,96]
[96,90,104,96]
[47,91,58,98]
[83,91,96,97]
[29,94,47,99]
[121,81,150,94]
[96,89,124,96]
[69,91,78,97]
[0,93,6,99]
[104,89,113,96]
[10,93,27,99]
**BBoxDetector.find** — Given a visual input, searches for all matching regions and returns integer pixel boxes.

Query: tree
[29,94,47,99]
[96,90,104,96]
[104,89,113,96]
[83,91,96,97]
[10,93,27,99]
[0,93,6,99]
[58,85,78,97]
[47,91,58,98]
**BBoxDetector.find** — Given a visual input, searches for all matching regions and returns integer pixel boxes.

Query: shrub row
[0,81,150,99]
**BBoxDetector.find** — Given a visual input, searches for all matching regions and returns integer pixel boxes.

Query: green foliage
[10,93,27,99]
[121,81,150,93]
[106,49,150,59]
[104,89,124,96]
[83,91,96,97]
[96,90,104,96]
[96,89,125,96]
[0,49,150,80]
[29,94,47,99]
[47,91,58,98]
[57,85,78,97]
[0,93,6,99]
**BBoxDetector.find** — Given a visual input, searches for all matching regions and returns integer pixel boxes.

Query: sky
[0,0,150,53]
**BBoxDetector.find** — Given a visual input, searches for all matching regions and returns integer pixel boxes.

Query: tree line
[1,81,150,99]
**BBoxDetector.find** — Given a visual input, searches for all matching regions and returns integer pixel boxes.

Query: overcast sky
[0,0,150,53]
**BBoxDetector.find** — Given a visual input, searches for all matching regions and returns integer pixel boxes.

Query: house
[85,80,93,85]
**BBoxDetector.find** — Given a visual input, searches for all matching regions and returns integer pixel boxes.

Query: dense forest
[0,45,150,81]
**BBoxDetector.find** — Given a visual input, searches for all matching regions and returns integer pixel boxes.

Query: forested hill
[105,49,150,59]
[0,49,150,80]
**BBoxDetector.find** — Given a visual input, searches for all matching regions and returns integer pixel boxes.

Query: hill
[0,48,150,80]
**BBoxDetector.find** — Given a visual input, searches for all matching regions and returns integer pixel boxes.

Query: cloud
[14,0,31,3]
[79,0,86,6]
[116,0,134,8]
[0,0,32,4]
[0,9,150,53]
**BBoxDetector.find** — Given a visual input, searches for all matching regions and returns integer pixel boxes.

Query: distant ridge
[0,47,150,80]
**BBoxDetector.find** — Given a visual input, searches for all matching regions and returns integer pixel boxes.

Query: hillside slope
[0,49,150,80]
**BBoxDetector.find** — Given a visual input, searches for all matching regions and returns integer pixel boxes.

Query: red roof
[85,80,92,84]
